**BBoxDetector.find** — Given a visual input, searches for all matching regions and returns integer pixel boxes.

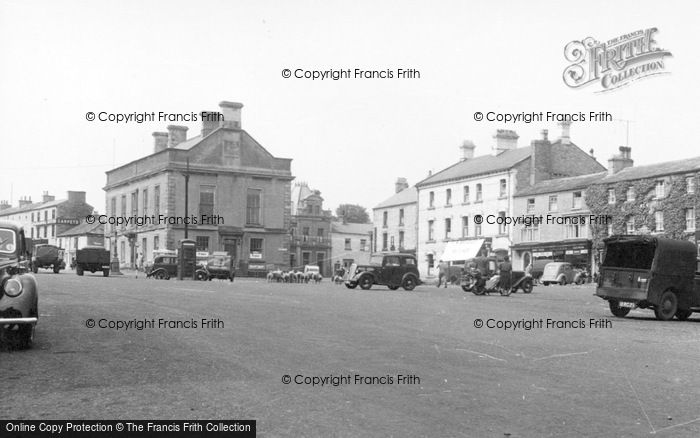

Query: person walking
[437,259,448,288]
[498,255,512,294]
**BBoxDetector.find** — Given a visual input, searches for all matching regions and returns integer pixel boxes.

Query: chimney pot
[493,130,519,154]
[460,140,476,160]
[152,131,169,153]
[541,129,548,141]
[559,121,572,144]
[166,125,188,148]
[395,177,409,193]
[200,111,222,137]
[219,101,243,129]
[607,147,633,175]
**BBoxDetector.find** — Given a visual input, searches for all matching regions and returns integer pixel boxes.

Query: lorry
[595,235,700,321]
[75,246,111,277]
[31,244,65,274]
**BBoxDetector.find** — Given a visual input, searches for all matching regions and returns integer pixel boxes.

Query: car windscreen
[0,228,16,254]
[602,241,656,270]
[208,256,230,267]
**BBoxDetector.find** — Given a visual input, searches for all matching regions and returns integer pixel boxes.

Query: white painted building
[372,178,418,255]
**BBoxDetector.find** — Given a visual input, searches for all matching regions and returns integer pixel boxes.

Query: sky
[1,0,699,215]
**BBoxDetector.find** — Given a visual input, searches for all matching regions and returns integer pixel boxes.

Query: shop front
[512,239,593,273]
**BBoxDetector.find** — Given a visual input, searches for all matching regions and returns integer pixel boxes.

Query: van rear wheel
[654,290,678,321]
[675,309,693,321]
[609,300,631,318]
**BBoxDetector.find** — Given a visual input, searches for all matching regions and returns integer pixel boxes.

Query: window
[499,179,507,198]
[360,239,367,251]
[52,209,56,219]
[31,212,34,222]
[142,189,149,215]
[565,223,583,239]
[463,186,470,203]
[476,184,483,202]
[196,236,209,251]
[626,217,635,234]
[390,236,395,250]
[474,222,482,237]
[607,223,613,236]
[520,226,540,242]
[429,191,435,208]
[120,241,125,263]
[199,185,215,218]
[43,226,47,238]
[527,198,535,213]
[345,238,352,250]
[655,180,665,199]
[317,228,324,237]
[446,189,452,206]
[462,216,469,237]
[250,238,263,257]
[399,208,404,226]
[626,187,635,202]
[121,195,127,226]
[153,236,159,250]
[313,205,320,215]
[383,211,388,228]
[131,190,138,216]
[381,234,387,251]
[154,185,160,217]
[572,191,582,209]
[246,189,262,225]
[686,208,696,232]
[654,211,664,232]
[549,195,558,212]
[687,177,696,194]
[302,252,311,266]
[428,220,434,241]
[444,218,451,239]
[498,211,506,235]
[44,211,47,221]
[302,227,309,236]
[398,231,404,250]
[142,238,148,261]
[608,189,616,204]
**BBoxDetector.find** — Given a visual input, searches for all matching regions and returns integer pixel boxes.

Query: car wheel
[675,309,693,321]
[2,324,35,350]
[195,271,207,281]
[153,270,165,280]
[542,282,549,286]
[402,276,417,291]
[102,269,110,277]
[76,266,84,276]
[472,284,486,295]
[388,285,399,290]
[521,279,533,294]
[359,275,373,290]
[559,277,567,286]
[654,290,678,321]
[609,300,631,318]
[345,282,357,289]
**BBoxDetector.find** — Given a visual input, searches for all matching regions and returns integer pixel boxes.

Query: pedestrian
[498,255,512,294]
[437,259,448,288]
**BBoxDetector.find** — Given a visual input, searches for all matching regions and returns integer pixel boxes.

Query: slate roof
[0,198,67,216]
[331,221,373,235]
[57,221,104,237]
[599,155,700,184]
[374,187,418,209]
[416,146,533,187]
[515,172,607,197]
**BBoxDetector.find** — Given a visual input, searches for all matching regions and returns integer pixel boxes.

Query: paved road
[2,273,700,437]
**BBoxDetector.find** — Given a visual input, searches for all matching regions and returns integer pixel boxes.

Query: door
[382,255,401,285]
[224,239,238,268]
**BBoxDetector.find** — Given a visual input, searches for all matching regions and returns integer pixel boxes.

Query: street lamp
[110,228,122,275]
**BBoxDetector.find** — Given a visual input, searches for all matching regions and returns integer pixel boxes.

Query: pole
[184,158,190,239]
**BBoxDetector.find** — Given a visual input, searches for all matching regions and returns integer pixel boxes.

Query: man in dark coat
[437,260,448,288]
[499,255,512,293]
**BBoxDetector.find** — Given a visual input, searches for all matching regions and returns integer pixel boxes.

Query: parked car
[31,244,65,274]
[596,235,700,321]
[75,246,111,277]
[540,262,576,286]
[146,255,179,280]
[345,254,421,291]
[0,222,38,349]
[195,253,235,281]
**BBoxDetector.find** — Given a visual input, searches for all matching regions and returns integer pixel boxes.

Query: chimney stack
[67,191,86,204]
[0,200,10,211]
[219,101,243,129]
[460,140,476,160]
[152,131,168,153]
[559,121,571,144]
[494,130,519,154]
[42,191,55,203]
[395,177,409,193]
[18,196,32,208]
[607,146,634,175]
[200,111,222,137]
[167,125,188,148]
[541,129,548,141]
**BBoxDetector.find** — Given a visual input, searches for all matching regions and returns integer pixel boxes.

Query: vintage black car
[596,235,700,321]
[195,253,235,281]
[146,255,179,280]
[75,246,111,277]
[345,254,421,291]
[31,243,65,274]
[0,222,38,349]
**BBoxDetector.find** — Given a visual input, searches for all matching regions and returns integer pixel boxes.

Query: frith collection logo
[563,28,672,92]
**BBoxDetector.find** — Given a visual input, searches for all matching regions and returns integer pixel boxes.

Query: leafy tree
[336,204,370,224]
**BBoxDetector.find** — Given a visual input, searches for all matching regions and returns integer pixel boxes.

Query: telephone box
[179,239,197,280]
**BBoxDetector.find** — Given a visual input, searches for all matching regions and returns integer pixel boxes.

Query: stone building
[415,123,606,278]
[103,101,294,275]
[330,221,373,272]
[289,182,332,275]
[372,178,418,255]
[0,191,93,246]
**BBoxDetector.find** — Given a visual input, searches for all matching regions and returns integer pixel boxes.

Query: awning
[492,237,511,252]
[441,239,484,262]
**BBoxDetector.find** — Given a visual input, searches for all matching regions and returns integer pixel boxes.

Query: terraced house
[103,101,294,276]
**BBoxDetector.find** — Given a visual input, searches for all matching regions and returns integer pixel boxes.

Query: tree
[336,204,370,224]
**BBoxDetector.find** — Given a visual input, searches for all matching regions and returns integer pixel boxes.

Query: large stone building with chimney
[289,181,332,275]
[372,178,418,255]
[103,101,294,275]
[414,123,606,278]
[0,191,93,246]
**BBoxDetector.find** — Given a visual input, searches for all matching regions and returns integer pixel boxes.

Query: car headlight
[3,278,23,297]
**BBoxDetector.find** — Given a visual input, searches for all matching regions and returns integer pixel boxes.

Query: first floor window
[655,211,664,232]
[382,234,388,251]
[462,216,469,237]
[360,239,367,251]
[250,238,263,257]
[498,211,507,235]
[246,189,262,225]
[196,236,209,252]
[686,208,696,232]
[345,238,352,250]
[474,222,482,237]
[153,236,160,250]
[626,217,635,234]
[428,220,435,241]
[444,218,451,239]
[398,231,404,250]
[520,226,540,242]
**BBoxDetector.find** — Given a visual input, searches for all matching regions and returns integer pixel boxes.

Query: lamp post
[110,228,122,275]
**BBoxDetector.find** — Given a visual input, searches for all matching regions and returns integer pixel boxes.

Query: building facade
[0,191,93,246]
[415,125,606,278]
[289,182,332,275]
[103,101,294,276]
[372,178,418,255]
[330,221,373,272]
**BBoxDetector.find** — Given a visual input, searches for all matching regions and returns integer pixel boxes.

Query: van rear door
[597,239,655,302]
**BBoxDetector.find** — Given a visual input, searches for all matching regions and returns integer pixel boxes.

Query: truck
[31,244,65,274]
[595,235,700,321]
[75,246,111,277]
